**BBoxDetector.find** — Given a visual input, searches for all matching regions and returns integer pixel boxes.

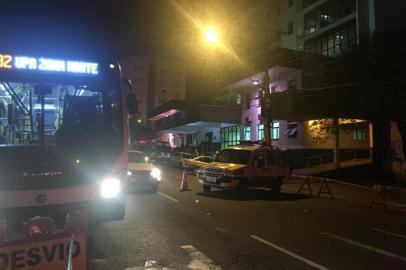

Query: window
[258,114,261,121]
[304,0,356,35]
[288,0,294,8]
[258,122,279,141]
[286,122,298,138]
[304,22,357,57]
[220,125,240,149]
[217,149,251,165]
[271,121,280,140]
[303,0,317,9]
[191,133,198,147]
[236,94,241,105]
[244,126,251,141]
[288,22,294,35]
[245,93,251,109]
[353,128,366,141]
[257,124,264,141]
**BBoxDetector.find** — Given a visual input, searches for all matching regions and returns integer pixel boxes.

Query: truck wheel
[271,178,282,194]
[203,185,211,192]
[236,181,248,198]
[149,183,159,193]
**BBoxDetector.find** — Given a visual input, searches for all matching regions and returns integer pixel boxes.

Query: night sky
[0,0,271,61]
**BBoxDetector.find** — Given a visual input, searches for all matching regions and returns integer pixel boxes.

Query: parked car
[127,150,161,193]
[182,156,213,173]
[197,144,289,195]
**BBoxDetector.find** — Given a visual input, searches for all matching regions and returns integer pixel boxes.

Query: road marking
[215,227,228,233]
[372,228,406,240]
[158,192,179,203]
[126,260,174,269]
[322,232,406,263]
[250,235,330,270]
[181,245,222,270]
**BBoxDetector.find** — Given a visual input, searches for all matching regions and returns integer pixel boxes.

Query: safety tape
[373,185,406,193]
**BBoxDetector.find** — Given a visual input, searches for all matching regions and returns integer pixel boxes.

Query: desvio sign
[0,235,86,270]
[0,54,98,75]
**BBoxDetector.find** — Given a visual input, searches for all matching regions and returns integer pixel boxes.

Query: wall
[154,59,185,108]
[390,122,406,182]
[239,66,303,145]
[120,56,149,122]
[302,120,370,150]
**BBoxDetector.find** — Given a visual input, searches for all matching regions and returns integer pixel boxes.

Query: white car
[127,150,161,193]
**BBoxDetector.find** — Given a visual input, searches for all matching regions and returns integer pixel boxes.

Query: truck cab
[197,144,289,195]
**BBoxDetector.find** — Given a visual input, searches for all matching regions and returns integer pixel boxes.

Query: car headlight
[150,168,161,181]
[127,170,132,176]
[100,178,121,198]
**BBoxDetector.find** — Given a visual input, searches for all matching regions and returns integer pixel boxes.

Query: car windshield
[128,152,149,163]
[217,149,251,165]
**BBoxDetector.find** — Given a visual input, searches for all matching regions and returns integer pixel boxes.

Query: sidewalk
[292,159,372,176]
[282,177,406,214]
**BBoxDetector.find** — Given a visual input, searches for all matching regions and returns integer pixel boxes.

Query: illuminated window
[304,23,357,57]
[191,133,198,146]
[236,94,241,105]
[220,125,240,149]
[271,121,280,140]
[353,128,366,141]
[244,126,251,141]
[257,124,264,141]
[258,122,279,141]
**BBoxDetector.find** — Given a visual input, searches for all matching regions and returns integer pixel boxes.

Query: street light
[203,27,220,45]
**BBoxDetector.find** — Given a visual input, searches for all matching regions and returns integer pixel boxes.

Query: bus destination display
[0,53,98,75]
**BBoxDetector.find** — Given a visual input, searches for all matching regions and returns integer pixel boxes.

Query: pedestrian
[213,150,220,162]
[193,148,199,157]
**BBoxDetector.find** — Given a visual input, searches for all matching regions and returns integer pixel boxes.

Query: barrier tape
[373,185,406,193]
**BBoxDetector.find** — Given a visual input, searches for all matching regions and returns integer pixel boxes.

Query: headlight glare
[150,168,161,181]
[100,178,121,198]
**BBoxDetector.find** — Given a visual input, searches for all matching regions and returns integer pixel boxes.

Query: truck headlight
[100,178,121,198]
[150,168,161,181]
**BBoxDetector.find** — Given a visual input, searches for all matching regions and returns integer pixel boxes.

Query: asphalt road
[90,165,406,270]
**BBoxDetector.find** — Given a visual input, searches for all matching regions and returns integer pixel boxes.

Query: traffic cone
[180,169,191,191]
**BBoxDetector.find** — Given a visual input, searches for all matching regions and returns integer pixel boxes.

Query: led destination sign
[0,53,98,75]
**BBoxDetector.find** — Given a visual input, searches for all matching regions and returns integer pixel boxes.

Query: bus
[0,52,137,230]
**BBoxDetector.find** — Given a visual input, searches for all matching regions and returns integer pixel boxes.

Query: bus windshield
[0,81,121,147]
[0,79,124,191]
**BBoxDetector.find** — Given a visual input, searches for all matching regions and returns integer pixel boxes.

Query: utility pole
[333,117,340,168]
[261,69,272,146]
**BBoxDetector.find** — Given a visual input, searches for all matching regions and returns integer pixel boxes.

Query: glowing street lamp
[204,28,220,45]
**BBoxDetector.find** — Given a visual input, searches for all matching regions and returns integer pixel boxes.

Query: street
[90,166,406,270]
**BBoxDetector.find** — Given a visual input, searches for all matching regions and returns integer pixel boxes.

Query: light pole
[261,69,272,146]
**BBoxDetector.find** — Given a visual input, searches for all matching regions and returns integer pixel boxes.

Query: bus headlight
[100,178,121,198]
[150,168,161,181]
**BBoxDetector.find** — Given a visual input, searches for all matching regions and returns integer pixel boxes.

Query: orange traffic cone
[180,169,191,192]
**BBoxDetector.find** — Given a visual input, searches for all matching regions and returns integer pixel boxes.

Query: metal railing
[306,150,370,168]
